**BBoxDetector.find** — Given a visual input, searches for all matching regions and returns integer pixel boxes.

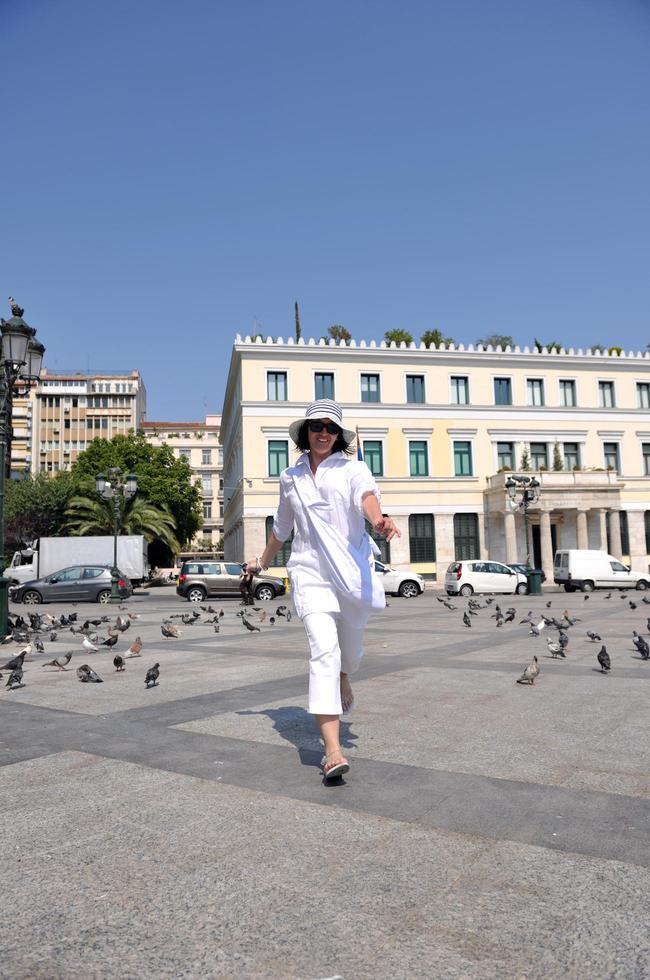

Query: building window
[365,519,391,563]
[599,381,615,408]
[450,376,469,405]
[268,440,289,477]
[530,442,548,470]
[409,514,435,562]
[203,502,212,519]
[202,449,212,465]
[265,516,293,566]
[642,443,650,476]
[563,442,580,470]
[497,442,514,470]
[559,379,576,407]
[201,474,212,495]
[361,374,380,403]
[267,371,287,401]
[314,372,334,400]
[603,442,620,471]
[645,512,650,554]
[179,448,191,462]
[363,440,383,477]
[453,441,473,476]
[637,383,650,409]
[409,441,428,476]
[621,512,630,555]
[406,374,425,404]
[454,514,479,560]
[494,378,512,405]
[526,378,545,406]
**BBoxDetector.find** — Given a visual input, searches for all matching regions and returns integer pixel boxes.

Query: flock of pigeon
[438,589,650,686]
[1,601,293,691]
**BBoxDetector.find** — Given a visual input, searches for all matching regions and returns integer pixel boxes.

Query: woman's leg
[338,619,365,711]
[302,612,346,763]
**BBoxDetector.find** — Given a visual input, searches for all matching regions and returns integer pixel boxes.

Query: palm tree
[62,494,180,552]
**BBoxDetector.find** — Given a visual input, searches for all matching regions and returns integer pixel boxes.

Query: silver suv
[176,561,287,603]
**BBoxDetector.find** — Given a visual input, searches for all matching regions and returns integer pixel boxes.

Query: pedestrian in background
[239,564,255,606]
[246,399,398,780]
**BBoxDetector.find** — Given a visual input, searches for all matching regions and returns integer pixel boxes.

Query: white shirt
[273,451,381,622]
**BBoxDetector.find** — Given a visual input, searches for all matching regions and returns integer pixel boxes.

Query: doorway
[531,523,557,569]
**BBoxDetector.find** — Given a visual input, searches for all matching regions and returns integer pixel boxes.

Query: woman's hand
[373,516,401,541]
[244,557,262,574]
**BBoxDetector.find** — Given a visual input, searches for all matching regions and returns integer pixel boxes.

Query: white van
[553,550,650,592]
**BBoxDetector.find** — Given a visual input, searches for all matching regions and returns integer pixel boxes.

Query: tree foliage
[553,442,564,471]
[384,329,413,345]
[62,494,180,551]
[4,472,77,552]
[70,433,202,547]
[519,448,531,472]
[326,325,351,342]
[477,334,513,349]
[534,338,563,352]
[420,329,455,348]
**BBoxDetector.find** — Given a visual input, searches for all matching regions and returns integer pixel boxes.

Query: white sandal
[321,750,350,779]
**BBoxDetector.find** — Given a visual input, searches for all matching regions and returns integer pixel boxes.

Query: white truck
[553,549,650,592]
[7,536,149,588]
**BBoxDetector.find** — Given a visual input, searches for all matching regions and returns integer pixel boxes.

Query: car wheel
[398,580,420,598]
[22,590,42,605]
[255,584,275,601]
[515,582,529,595]
[459,584,474,597]
[582,580,595,593]
[187,586,206,603]
[97,590,112,604]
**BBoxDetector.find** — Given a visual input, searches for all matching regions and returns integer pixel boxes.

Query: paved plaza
[1,584,649,979]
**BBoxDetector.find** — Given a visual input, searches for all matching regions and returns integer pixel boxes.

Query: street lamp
[505,475,541,567]
[95,466,138,602]
[0,299,45,637]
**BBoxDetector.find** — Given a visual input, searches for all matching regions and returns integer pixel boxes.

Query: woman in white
[246,399,399,780]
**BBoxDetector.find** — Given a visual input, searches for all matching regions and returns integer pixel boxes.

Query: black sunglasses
[308,420,341,435]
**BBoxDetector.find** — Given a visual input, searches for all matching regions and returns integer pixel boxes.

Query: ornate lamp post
[95,467,138,603]
[0,299,45,636]
[505,475,541,567]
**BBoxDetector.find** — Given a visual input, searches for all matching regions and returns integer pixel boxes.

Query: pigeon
[41,652,72,671]
[145,663,160,688]
[76,664,103,683]
[562,611,581,626]
[126,636,142,657]
[597,646,611,673]
[275,606,287,617]
[604,592,612,599]
[516,656,540,685]
[443,601,456,611]
[491,605,502,618]
[546,639,566,658]
[101,632,118,649]
[269,617,275,625]
[5,667,25,689]
[528,620,546,637]
[495,612,504,627]
[545,600,552,608]
[629,601,637,611]
[586,631,601,642]
[504,610,515,624]
[115,616,130,632]
[0,650,28,672]
[35,639,45,653]
[213,623,220,633]
[82,635,99,654]
[113,655,125,672]
[242,616,261,633]
[642,596,650,605]
[519,611,534,625]
[49,632,58,642]
[462,611,472,628]
[584,594,589,601]
[637,636,650,660]
[558,631,569,650]
[161,624,181,638]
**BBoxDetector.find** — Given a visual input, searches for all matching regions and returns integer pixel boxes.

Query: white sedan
[374,561,425,598]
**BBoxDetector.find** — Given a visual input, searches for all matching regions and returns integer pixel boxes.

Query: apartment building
[221,336,650,583]
[9,394,33,477]
[142,415,224,549]
[31,370,146,474]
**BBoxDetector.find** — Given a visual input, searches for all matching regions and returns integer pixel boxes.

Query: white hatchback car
[375,560,425,598]
[445,560,528,597]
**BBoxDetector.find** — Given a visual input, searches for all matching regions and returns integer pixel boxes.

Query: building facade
[142,415,224,550]
[222,336,650,582]
[30,370,146,474]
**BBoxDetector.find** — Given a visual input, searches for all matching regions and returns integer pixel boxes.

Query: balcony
[487,470,622,491]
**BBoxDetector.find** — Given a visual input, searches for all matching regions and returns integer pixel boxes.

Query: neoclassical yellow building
[221,336,650,583]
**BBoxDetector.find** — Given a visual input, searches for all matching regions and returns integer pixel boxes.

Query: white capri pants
[302,611,365,715]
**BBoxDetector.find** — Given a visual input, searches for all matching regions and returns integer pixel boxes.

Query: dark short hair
[293,420,353,456]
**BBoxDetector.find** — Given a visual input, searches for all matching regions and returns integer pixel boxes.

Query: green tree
[519,448,531,472]
[477,333,513,349]
[534,338,563,352]
[62,494,180,552]
[420,329,455,348]
[326,325,351,342]
[553,442,564,471]
[384,329,413,345]
[608,346,622,356]
[590,344,605,353]
[4,472,76,553]
[70,433,202,547]
[294,301,302,341]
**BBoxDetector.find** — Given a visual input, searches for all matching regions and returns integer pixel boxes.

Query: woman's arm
[246,533,284,573]
[362,491,401,540]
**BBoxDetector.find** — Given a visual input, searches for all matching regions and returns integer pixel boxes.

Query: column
[609,509,623,559]
[504,509,517,563]
[576,509,589,550]
[477,511,488,559]
[539,508,554,583]
[598,508,608,552]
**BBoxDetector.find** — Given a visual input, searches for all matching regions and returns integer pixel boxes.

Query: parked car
[9,565,133,605]
[176,560,287,602]
[374,561,425,597]
[553,549,650,592]
[505,563,547,584]
[445,560,528,596]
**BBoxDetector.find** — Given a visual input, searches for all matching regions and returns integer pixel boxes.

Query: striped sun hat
[288,399,356,447]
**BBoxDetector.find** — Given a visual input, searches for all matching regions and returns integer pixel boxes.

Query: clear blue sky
[3,0,649,420]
